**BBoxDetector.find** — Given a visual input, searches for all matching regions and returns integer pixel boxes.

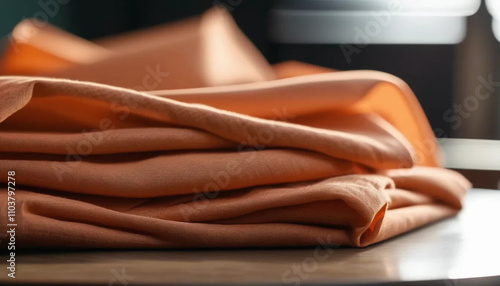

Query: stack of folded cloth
[0,9,470,249]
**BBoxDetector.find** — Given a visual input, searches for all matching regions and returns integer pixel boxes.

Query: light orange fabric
[1,9,275,89]
[0,9,470,249]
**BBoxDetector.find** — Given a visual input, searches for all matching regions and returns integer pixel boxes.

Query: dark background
[1,0,499,140]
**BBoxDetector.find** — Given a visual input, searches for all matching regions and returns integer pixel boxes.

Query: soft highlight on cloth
[0,8,470,249]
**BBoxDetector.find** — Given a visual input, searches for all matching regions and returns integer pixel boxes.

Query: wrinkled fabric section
[0,8,470,249]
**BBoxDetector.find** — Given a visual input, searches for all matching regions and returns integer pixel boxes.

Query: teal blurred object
[0,0,72,38]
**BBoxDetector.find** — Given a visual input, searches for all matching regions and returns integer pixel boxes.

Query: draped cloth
[0,9,469,248]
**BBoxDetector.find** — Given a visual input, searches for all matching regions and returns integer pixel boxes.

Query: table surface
[1,189,499,286]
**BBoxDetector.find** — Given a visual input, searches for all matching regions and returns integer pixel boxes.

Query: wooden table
[1,189,499,286]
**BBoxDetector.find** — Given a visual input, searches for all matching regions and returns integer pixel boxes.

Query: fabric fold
[0,8,470,249]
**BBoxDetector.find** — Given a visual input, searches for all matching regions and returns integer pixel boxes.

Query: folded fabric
[0,8,470,249]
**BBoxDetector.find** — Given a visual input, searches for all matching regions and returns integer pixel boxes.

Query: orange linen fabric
[0,9,470,249]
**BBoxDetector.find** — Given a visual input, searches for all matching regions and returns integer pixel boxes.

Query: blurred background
[1,0,499,186]
[1,0,499,139]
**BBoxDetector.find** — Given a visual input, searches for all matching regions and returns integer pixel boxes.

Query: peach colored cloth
[0,9,470,249]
